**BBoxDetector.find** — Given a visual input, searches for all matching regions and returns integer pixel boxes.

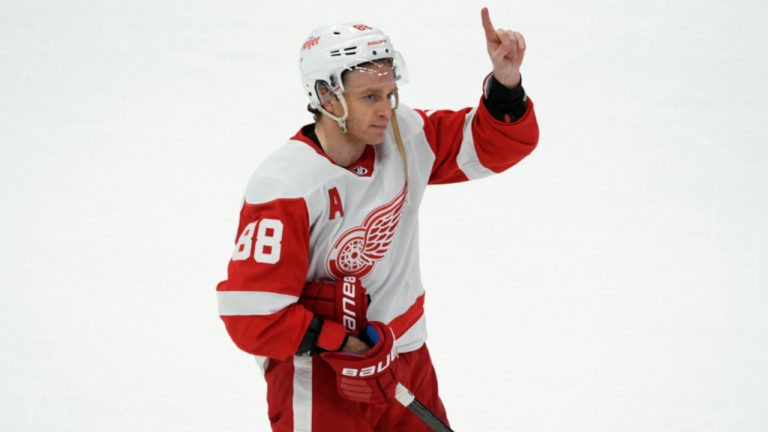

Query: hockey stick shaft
[395,383,455,432]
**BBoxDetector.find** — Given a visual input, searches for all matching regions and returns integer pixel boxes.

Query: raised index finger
[481,7,499,42]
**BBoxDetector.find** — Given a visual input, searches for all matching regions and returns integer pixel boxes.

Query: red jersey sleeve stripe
[388,293,425,339]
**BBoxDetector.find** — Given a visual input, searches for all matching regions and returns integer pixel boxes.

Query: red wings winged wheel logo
[327,186,407,279]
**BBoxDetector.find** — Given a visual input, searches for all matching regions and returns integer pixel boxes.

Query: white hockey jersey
[217,98,538,360]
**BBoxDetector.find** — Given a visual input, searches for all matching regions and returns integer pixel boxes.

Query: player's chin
[368,126,388,145]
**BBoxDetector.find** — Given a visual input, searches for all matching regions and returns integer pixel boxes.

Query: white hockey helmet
[299,23,407,125]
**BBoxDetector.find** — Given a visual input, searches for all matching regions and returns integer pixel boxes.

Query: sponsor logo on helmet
[367,39,388,46]
[302,36,321,51]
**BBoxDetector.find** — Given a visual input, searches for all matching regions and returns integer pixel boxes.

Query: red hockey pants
[264,343,449,431]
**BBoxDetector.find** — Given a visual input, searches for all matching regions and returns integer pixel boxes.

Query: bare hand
[340,335,370,355]
[481,7,526,88]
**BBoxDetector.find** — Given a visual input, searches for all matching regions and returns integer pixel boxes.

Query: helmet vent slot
[330,47,357,57]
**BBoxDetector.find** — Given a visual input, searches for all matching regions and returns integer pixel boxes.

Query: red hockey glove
[299,276,369,334]
[320,321,400,404]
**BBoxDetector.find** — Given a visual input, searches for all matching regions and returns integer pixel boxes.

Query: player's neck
[315,119,366,168]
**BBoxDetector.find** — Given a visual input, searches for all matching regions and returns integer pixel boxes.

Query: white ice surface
[1,1,767,431]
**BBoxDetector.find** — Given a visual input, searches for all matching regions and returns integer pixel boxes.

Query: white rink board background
[1,0,767,431]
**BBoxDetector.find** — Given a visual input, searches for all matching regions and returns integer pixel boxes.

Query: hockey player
[217,8,539,431]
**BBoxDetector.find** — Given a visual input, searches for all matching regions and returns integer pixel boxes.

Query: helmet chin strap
[318,92,350,133]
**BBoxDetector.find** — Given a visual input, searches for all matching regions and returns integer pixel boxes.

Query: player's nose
[378,102,393,119]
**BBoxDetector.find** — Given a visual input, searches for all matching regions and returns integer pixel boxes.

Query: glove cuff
[296,316,348,356]
[316,319,348,352]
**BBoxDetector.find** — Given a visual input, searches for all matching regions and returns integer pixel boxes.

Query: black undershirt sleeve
[482,74,529,123]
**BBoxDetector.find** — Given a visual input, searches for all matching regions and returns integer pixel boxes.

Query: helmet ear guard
[314,81,335,109]
[313,80,350,133]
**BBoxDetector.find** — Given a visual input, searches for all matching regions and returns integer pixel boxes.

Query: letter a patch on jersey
[328,187,344,220]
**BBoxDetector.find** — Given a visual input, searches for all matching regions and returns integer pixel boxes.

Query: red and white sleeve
[217,196,343,360]
[416,96,539,185]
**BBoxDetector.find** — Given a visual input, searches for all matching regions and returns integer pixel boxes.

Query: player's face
[342,64,398,146]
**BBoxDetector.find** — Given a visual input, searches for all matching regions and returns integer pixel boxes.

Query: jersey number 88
[231,218,284,264]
